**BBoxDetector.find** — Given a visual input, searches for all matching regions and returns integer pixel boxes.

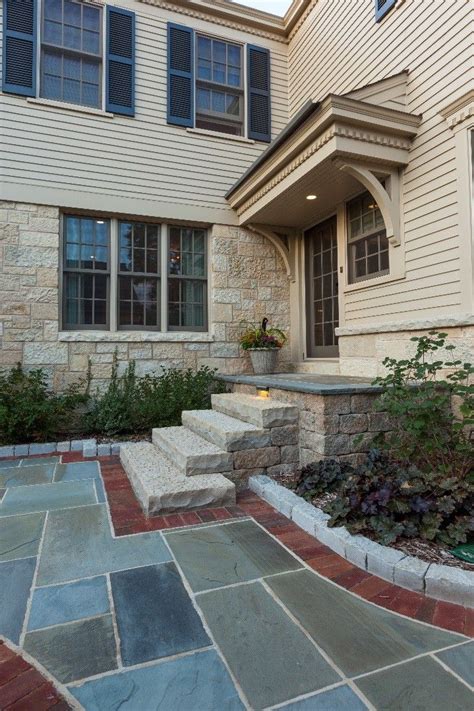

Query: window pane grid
[118,222,161,330]
[63,216,110,329]
[347,192,390,283]
[168,227,207,331]
[41,0,101,108]
[312,231,338,349]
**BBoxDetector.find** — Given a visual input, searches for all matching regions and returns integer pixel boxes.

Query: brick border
[0,640,72,710]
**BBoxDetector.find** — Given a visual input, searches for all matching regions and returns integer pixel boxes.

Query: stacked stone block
[232,384,391,467]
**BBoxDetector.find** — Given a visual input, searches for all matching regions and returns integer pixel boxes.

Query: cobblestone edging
[249,475,474,608]
[0,439,132,459]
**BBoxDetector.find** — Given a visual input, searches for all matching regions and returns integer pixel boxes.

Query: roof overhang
[226,94,421,229]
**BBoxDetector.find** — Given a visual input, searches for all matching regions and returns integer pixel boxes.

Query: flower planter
[248,348,279,375]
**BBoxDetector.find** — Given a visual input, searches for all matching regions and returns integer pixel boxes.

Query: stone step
[152,426,233,477]
[182,409,271,452]
[120,442,236,515]
[211,393,299,429]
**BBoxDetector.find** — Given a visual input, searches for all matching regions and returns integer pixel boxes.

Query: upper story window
[375,0,397,22]
[167,23,271,142]
[2,0,135,116]
[41,0,102,108]
[347,191,389,283]
[196,36,243,136]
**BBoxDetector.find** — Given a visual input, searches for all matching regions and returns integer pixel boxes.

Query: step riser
[152,429,233,477]
[120,443,235,515]
[211,394,298,429]
[182,411,271,452]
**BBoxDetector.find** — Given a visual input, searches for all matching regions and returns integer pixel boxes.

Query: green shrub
[0,364,88,445]
[373,331,474,478]
[86,356,227,437]
[324,449,473,547]
[294,459,353,500]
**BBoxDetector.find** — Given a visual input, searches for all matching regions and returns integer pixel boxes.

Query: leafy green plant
[0,364,88,444]
[294,459,353,500]
[239,319,287,350]
[86,354,227,437]
[373,331,474,478]
[324,449,473,547]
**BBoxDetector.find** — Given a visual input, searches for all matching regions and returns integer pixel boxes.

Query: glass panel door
[305,216,339,357]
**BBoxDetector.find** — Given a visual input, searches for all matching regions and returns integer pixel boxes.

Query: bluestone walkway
[0,454,472,710]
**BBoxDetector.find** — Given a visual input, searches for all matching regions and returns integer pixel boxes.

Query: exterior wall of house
[288,0,474,360]
[0,202,291,386]
[0,0,289,225]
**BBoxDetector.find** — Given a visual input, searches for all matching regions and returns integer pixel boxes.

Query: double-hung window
[62,216,207,332]
[347,191,389,283]
[41,0,102,108]
[196,36,243,136]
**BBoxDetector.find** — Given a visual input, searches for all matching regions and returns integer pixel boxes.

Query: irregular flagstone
[36,504,172,585]
[355,656,474,710]
[0,480,97,517]
[267,570,465,677]
[111,563,210,666]
[24,614,117,684]
[436,642,474,686]
[0,463,56,488]
[0,512,44,562]
[280,685,368,710]
[197,581,340,710]
[70,650,244,711]
[28,576,110,631]
[165,519,302,592]
[0,557,36,643]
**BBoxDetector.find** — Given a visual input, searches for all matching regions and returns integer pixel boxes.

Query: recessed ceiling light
[306,194,317,201]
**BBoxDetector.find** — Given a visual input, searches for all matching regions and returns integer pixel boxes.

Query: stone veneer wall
[0,203,291,390]
[232,383,391,469]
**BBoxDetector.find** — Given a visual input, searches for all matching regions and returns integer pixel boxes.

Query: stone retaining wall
[0,202,291,389]
[231,383,390,468]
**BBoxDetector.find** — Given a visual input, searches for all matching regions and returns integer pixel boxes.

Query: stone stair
[120,393,299,517]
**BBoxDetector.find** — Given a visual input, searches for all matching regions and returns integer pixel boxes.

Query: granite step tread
[182,410,271,452]
[152,426,233,477]
[211,393,298,429]
[120,442,235,515]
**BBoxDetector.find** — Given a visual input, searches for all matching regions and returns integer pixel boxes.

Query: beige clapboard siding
[289,0,470,326]
[0,0,288,217]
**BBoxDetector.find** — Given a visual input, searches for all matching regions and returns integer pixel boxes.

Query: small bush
[86,357,227,437]
[324,449,474,547]
[0,364,88,445]
[373,331,474,478]
[294,459,353,500]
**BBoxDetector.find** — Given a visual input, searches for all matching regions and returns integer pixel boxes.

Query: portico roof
[226,94,421,230]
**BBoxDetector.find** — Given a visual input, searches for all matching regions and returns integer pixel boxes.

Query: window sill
[27,97,114,118]
[186,127,255,144]
[343,271,405,293]
[58,331,214,343]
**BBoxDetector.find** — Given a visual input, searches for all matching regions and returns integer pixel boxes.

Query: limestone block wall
[0,202,291,390]
[232,384,390,469]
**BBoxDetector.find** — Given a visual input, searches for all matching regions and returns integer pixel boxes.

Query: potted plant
[239,319,287,374]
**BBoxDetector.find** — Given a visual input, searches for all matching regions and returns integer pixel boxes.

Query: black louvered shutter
[3,0,37,96]
[106,6,135,116]
[167,23,194,127]
[247,45,271,143]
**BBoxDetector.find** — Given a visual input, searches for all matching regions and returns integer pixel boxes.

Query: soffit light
[306,194,317,201]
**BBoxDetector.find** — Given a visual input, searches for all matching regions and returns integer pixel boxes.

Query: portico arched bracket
[333,159,402,247]
[247,223,296,282]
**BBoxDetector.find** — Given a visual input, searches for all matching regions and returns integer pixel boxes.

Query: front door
[305,216,339,357]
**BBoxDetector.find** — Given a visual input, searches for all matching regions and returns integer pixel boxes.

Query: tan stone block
[322,395,351,415]
[271,425,299,446]
[339,414,368,434]
[233,447,280,470]
[351,394,378,413]
[129,345,153,360]
[27,217,59,232]
[0,224,20,244]
[95,342,128,355]
[211,271,227,287]
[37,206,59,217]
[212,303,233,322]
[32,303,59,320]
[152,343,184,359]
[7,211,30,224]
[339,334,376,358]
[213,238,239,255]
[13,203,38,212]
[36,268,59,287]
[0,302,30,316]
[0,274,20,290]
[19,232,59,248]
[0,350,23,365]
[70,354,90,371]
[24,342,68,365]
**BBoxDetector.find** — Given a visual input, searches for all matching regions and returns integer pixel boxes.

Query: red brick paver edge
[0,640,72,711]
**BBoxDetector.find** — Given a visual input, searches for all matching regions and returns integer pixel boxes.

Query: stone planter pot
[248,348,279,374]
